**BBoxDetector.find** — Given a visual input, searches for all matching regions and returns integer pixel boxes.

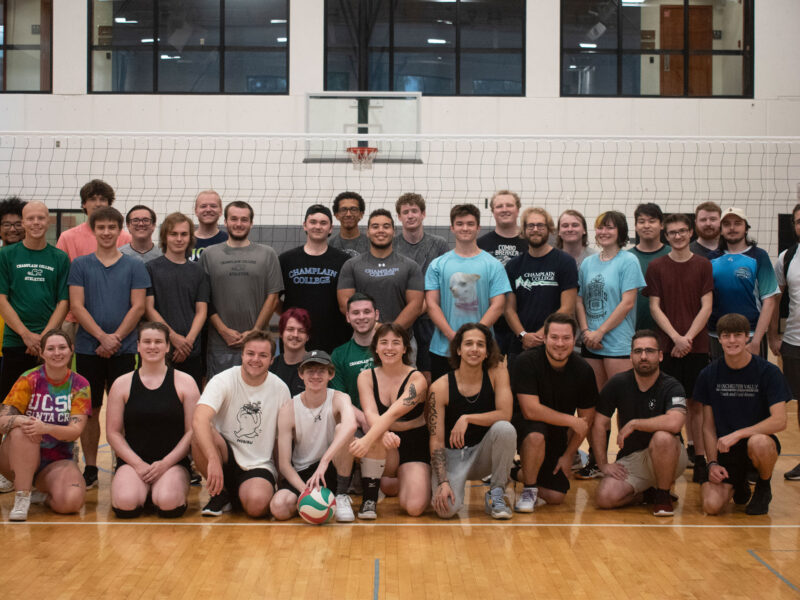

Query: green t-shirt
[629,245,671,332]
[0,243,70,347]
[330,338,374,409]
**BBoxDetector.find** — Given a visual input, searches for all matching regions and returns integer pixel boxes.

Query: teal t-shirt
[0,243,70,348]
[629,245,670,331]
[330,338,373,409]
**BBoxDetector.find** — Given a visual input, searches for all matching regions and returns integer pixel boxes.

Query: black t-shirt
[190,230,228,262]
[269,354,305,397]
[597,371,686,459]
[505,248,578,353]
[477,231,528,342]
[279,245,350,353]
[512,346,597,430]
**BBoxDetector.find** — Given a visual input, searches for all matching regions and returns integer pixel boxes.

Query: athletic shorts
[580,346,629,360]
[222,440,276,495]
[76,353,137,408]
[38,444,75,474]
[615,440,688,494]
[780,342,800,400]
[278,461,338,497]
[396,425,430,465]
[513,417,570,494]
[413,319,435,372]
[661,353,708,398]
[718,435,781,486]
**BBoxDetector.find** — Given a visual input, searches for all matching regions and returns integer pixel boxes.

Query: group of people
[0,182,796,523]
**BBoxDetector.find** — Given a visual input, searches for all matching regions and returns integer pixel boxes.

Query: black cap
[299,350,332,368]
[305,204,333,222]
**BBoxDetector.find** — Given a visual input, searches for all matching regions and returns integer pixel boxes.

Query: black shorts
[223,440,276,495]
[278,461,338,496]
[513,416,570,494]
[580,346,629,360]
[413,319,435,372]
[76,353,137,408]
[173,354,203,390]
[718,435,781,486]
[0,346,40,401]
[430,353,452,383]
[780,342,800,400]
[661,353,709,398]
[396,425,431,465]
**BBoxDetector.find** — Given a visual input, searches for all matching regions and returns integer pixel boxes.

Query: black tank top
[372,368,424,421]
[444,369,494,448]
[119,368,190,470]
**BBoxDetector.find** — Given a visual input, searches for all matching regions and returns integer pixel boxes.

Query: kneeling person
[429,323,516,520]
[697,313,789,516]
[592,330,688,516]
[270,350,357,522]
[192,330,290,518]
[512,313,597,511]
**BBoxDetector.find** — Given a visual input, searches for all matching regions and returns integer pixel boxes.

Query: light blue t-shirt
[68,253,151,355]
[709,246,779,334]
[425,250,511,357]
[578,251,645,357]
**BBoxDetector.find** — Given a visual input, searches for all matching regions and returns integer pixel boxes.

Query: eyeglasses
[0,222,24,230]
[631,347,659,356]
[338,207,362,214]
[129,218,153,226]
[665,228,691,237]
[525,223,548,231]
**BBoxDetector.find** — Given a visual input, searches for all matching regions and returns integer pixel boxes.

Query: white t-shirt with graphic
[198,366,290,477]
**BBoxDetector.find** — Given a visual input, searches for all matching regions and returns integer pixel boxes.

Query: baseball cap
[299,350,332,368]
[721,207,748,223]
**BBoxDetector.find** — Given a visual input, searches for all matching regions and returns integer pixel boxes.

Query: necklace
[301,394,326,422]
[600,249,618,261]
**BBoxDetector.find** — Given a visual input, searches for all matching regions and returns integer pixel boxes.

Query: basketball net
[346,146,378,170]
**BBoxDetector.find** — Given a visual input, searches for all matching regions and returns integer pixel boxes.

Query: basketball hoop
[346,146,378,170]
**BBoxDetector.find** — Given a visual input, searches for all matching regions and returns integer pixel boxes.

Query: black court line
[747,549,800,594]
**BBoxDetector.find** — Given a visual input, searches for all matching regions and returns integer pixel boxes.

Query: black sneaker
[575,463,603,480]
[746,468,758,485]
[733,482,751,505]
[202,492,232,517]
[83,466,98,490]
[745,483,772,515]
[784,463,800,481]
[190,470,202,486]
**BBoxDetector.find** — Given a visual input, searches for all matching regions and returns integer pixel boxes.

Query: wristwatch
[518,331,527,340]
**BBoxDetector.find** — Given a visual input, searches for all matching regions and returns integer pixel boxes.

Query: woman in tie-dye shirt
[0,329,91,521]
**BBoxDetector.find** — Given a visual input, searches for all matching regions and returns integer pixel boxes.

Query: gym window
[1,0,52,93]
[561,0,753,97]
[89,0,289,94]
[325,0,525,96]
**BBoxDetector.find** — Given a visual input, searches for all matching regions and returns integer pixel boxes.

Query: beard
[528,235,548,249]
[228,229,250,242]
[370,239,392,250]
[633,361,658,377]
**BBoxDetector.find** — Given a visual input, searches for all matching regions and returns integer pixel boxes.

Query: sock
[523,483,537,489]
[336,473,352,496]
[510,464,521,482]
[360,458,385,504]
[755,477,771,490]
[84,465,98,475]
[694,455,707,467]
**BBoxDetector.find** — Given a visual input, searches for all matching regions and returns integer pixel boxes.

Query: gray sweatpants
[434,420,517,518]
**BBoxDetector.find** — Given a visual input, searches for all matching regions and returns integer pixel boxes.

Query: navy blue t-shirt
[694,355,790,437]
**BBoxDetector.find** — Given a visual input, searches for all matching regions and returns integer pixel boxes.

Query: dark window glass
[89,0,288,94]
[561,0,753,98]
[1,0,52,92]
[325,0,524,96]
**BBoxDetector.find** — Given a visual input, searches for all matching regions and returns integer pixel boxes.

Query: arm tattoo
[431,448,449,486]
[427,392,438,437]
[70,416,82,425]
[401,382,418,407]
[2,415,19,434]
[0,405,20,417]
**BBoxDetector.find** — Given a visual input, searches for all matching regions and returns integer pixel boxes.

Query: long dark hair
[369,323,412,366]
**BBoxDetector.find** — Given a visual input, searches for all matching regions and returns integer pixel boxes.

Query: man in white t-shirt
[192,330,290,517]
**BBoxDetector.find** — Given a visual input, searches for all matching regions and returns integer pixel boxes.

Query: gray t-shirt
[329,232,369,258]
[393,232,450,276]
[338,250,424,324]
[200,242,283,352]
[146,256,211,357]
[120,243,162,263]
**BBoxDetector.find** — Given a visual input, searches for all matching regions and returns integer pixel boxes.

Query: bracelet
[707,460,719,469]
[437,480,450,488]
[581,328,589,333]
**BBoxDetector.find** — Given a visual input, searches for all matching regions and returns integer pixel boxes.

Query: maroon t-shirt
[643,253,713,354]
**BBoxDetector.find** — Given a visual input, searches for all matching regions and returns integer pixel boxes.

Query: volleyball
[297,487,336,525]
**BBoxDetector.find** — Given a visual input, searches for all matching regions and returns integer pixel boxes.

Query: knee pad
[157,504,188,519]
[112,505,144,519]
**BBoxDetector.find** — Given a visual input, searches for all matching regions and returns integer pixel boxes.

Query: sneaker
[0,474,13,493]
[9,490,31,521]
[485,487,512,520]
[30,489,48,504]
[653,489,674,517]
[733,482,751,505]
[784,463,800,481]
[190,470,202,486]
[746,468,758,485]
[335,494,355,523]
[642,487,679,504]
[357,499,377,520]
[514,487,538,513]
[571,450,588,472]
[745,483,772,515]
[83,466,98,490]
[201,492,232,517]
[575,463,603,480]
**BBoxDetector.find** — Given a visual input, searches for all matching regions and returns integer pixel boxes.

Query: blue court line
[747,549,800,594]
[373,559,380,600]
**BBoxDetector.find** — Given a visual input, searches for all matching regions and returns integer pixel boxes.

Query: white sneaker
[0,474,13,493]
[30,489,48,504]
[514,486,538,513]
[335,494,355,522]
[9,490,31,521]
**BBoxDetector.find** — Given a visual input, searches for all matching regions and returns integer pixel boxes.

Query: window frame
[87,0,290,95]
[323,0,526,97]
[559,0,754,98]
[1,0,53,93]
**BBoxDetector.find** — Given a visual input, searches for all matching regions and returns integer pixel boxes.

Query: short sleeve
[577,362,599,410]
[692,363,714,406]
[425,255,443,291]
[560,254,579,291]
[130,258,151,290]
[643,260,662,299]
[3,374,33,413]
[264,248,284,295]
[774,252,786,288]
[488,257,512,297]
[764,362,791,407]
[69,375,93,417]
[67,256,86,288]
[620,253,646,293]
[56,250,71,301]
[197,271,211,303]
[197,370,229,413]
[754,249,779,298]
[406,260,424,292]
[596,380,618,418]
[511,352,540,396]
[0,250,11,296]
[577,259,588,298]
[662,378,687,413]
[338,258,356,290]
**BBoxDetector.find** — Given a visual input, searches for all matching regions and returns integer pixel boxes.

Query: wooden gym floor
[2,402,799,599]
